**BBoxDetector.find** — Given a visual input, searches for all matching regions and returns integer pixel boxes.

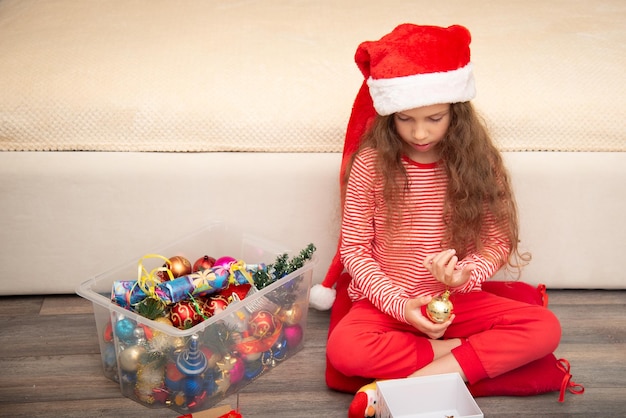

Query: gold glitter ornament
[426,290,454,323]
[135,361,165,404]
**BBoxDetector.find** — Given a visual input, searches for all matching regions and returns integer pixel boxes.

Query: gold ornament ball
[426,290,454,324]
[277,304,304,325]
[167,256,192,278]
[173,391,186,406]
[152,316,174,331]
[119,345,147,372]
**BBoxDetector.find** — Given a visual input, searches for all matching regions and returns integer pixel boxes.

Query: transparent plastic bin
[76,222,315,414]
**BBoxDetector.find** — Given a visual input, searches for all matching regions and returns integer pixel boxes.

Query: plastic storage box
[76,222,315,414]
[376,373,483,418]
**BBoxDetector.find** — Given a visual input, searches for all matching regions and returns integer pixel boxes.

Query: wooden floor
[0,290,624,417]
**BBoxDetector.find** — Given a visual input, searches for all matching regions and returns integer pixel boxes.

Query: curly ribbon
[187,294,210,321]
[229,260,255,286]
[131,253,173,308]
[556,358,585,402]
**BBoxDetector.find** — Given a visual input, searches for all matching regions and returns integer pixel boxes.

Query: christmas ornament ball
[193,255,216,272]
[119,344,146,372]
[135,362,165,403]
[244,357,265,380]
[271,337,288,361]
[284,324,304,348]
[182,376,205,397]
[103,343,117,369]
[201,294,230,317]
[248,310,279,339]
[164,361,184,391]
[426,290,454,323]
[228,356,245,385]
[152,316,174,329]
[173,391,187,407]
[277,303,304,325]
[104,321,113,342]
[219,283,252,303]
[167,255,192,278]
[136,361,165,388]
[170,300,203,330]
[214,256,236,269]
[114,317,136,344]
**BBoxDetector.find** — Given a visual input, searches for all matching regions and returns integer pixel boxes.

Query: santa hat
[309,24,475,311]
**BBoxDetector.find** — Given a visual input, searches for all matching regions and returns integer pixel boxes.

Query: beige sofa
[1,0,624,295]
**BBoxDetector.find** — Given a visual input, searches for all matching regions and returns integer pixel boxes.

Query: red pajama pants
[326,291,561,384]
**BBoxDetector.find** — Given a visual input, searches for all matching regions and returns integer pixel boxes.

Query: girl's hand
[423,249,476,288]
[404,296,453,339]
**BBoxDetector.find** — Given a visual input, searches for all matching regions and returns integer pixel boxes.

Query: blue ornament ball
[244,358,264,380]
[203,369,218,396]
[114,318,136,344]
[272,338,288,361]
[103,343,117,369]
[183,376,204,397]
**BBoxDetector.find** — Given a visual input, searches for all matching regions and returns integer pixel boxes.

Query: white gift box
[376,373,483,418]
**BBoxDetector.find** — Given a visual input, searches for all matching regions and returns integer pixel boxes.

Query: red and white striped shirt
[341,147,510,324]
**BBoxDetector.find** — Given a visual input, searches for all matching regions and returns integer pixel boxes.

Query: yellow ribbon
[229,260,255,286]
[127,254,174,307]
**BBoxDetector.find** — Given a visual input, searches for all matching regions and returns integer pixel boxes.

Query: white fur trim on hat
[367,63,475,116]
[309,283,337,311]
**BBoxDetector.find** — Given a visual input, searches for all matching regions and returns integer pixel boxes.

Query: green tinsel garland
[254,243,316,290]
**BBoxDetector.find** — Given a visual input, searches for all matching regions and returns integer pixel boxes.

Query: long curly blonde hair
[342,102,527,272]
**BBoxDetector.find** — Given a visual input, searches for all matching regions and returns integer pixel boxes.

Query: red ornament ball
[193,255,216,272]
[164,361,184,391]
[103,321,113,342]
[170,300,203,330]
[248,310,279,339]
[219,283,252,302]
[201,294,230,317]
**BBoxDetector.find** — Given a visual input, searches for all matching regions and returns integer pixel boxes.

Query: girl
[311,24,561,416]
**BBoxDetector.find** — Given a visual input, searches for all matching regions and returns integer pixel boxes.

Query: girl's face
[393,103,451,164]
